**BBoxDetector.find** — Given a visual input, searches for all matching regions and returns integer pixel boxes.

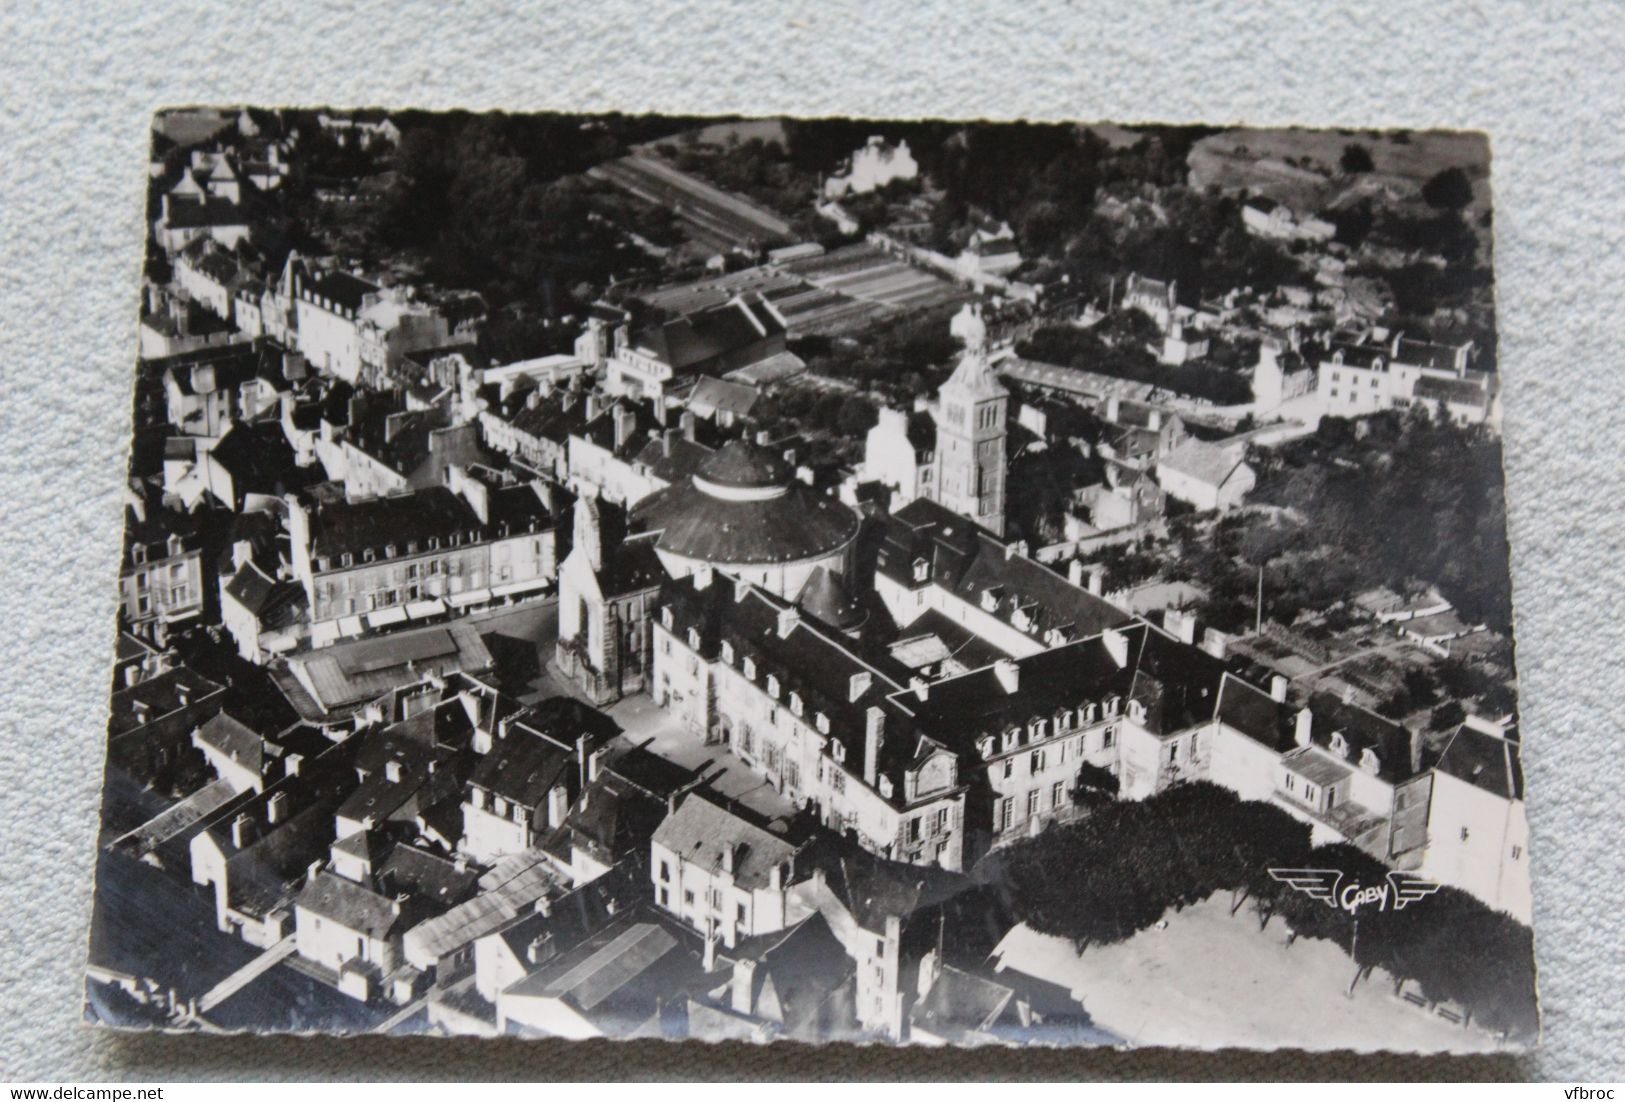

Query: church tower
[932,304,1008,536]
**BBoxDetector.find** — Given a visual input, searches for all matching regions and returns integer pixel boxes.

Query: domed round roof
[631,472,861,568]
[696,439,792,489]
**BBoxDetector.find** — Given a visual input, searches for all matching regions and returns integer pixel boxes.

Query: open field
[993,894,1506,1053]
[1189,127,1492,218]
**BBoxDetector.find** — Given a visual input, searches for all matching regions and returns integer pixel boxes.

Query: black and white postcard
[86,110,1535,1051]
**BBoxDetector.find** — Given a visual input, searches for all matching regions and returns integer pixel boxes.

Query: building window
[737,903,747,924]
[1511,845,1522,860]
[658,860,670,882]
[1460,827,1471,842]
[1052,781,1065,808]
[659,887,669,907]
[908,817,921,842]
[1102,724,1117,749]
[1026,789,1040,817]
[684,889,695,906]
[1167,742,1179,764]
[936,807,950,833]
[1002,759,1013,780]
[1030,749,1044,773]
[998,797,1014,831]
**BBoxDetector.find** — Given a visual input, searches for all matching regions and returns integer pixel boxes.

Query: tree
[835,394,879,439]
[1422,166,1474,211]
[1340,143,1375,174]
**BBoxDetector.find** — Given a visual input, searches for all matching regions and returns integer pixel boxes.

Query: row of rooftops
[298,474,565,567]
[875,498,1132,646]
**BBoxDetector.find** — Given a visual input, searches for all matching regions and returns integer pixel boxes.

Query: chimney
[1106,396,1121,423]
[849,671,872,702]
[1270,674,1289,703]
[385,760,402,783]
[770,862,784,892]
[1148,409,1162,431]
[1295,706,1314,747]
[1088,568,1103,596]
[653,397,668,427]
[546,784,569,829]
[703,927,717,972]
[1067,559,1086,587]
[864,706,885,787]
[730,958,757,1015]
[1409,727,1423,776]
[994,658,1020,694]
[1164,607,1197,645]
[662,428,678,457]
[910,676,929,702]
[266,791,289,825]
[284,752,302,778]
[694,564,714,591]
[1103,628,1130,669]
[613,405,636,449]
[585,393,601,420]
[680,411,696,441]
[721,845,736,876]
[776,605,799,638]
[230,813,254,850]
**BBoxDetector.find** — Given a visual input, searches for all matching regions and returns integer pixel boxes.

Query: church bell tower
[933,304,1008,536]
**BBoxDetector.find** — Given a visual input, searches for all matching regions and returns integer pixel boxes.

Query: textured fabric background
[3,0,1621,1081]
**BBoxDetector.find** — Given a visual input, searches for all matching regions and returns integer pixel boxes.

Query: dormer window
[878,777,893,799]
[1002,727,1019,752]
[314,556,328,572]
[384,543,396,559]
[766,674,780,699]
[341,553,353,567]
[1058,709,1074,731]
[686,627,701,650]
[362,549,375,563]
[660,606,674,630]
[831,741,846,764]
[1029,718,1047,741]
[980,588,999,612]
[815,712,830,734]
[1360,747,1381,775]
[742,657,756,681]
[429,536,439,550]
[789,691,804,717]
[912,558,929,583]
[1084,702,1098,723]
[1106,696,1120,718]
[977,735,995,759]
[720,640,735,665]
[1330,732,1349,757]
[406,541,417,554]
[1128,699,1146,724]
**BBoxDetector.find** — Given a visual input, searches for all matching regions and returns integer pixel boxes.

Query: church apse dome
[631,438,861,598]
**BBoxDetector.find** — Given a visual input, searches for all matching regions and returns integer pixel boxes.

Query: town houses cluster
[92,110,1524,1043]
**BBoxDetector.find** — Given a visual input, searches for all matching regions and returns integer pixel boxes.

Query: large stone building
[286,471,566,646]
[653,574,970,871]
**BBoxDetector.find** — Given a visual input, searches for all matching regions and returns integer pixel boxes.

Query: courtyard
[605,692,801,823]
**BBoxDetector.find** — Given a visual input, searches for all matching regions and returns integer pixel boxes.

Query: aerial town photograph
[85,108,1536,1052]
